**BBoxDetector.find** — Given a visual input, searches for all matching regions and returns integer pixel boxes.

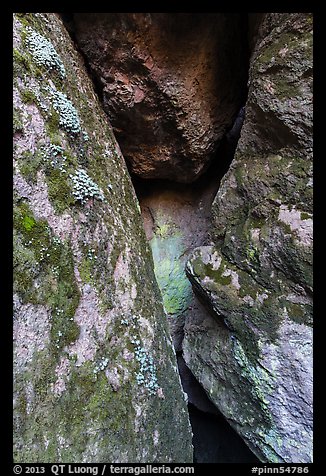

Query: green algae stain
[150,233,192,317]
[155,223,170,239]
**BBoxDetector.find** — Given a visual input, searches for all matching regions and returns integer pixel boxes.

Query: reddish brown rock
[73,13,248,182]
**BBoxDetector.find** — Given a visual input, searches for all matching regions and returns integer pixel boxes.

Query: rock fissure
[14,12,312,464]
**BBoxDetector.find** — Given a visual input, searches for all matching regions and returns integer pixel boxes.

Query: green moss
[238,274,259,300]
[13,108,24,134]
[306,15,313,26]
[14,201,81,353]
[14,350,137,461]
[18,150,43,183]
[13,230,37,299]
[300,211,311,220]
[15,12,41,31]
[45,167,75,214]
[155,223,170,239]
[191,255,232,286]
[250,295,283,342]
[78,257,92,284]
[246,244,260,266]
[233,340,274,427]
[18,140,78,213]
[45,108,61,142]
[48,247,81,354]
[188,248,290,363]
[150,235,192,316]
[15,392,27,417]
[273,76,300,100]
[20,88,37,104]
[13,48,34,77]
[32,351,56,400]
[278,220,292,235]
[22,214,35,231]
[282,300,312,327]
[14,349,59,462]
[248,214,266,228]
[257,31,300,65]
[233,164,245,187]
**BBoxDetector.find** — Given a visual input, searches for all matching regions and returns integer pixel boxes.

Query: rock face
[72,13,247,182]
[184,13,313,463]
[13,13,193,463]
[138,180,213,351]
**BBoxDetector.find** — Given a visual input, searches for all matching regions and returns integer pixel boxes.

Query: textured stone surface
[137,171,222,352]
[184,13,313,463]
[72,13,247,182]
[13,13,192,463]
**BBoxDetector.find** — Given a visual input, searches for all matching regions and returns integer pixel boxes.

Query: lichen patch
[278,205,313,246]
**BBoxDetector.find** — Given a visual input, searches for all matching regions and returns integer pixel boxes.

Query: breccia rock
[184,13,313,463]
[72,13,247,182]
[13,13,193,463]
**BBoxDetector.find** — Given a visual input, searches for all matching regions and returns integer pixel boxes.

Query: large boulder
[13,13,193,463]
[184,13,313,463]
[72,13,247,182]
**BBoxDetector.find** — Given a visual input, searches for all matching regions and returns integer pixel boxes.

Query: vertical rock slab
[184,13,313,463]
[13,13,192,463]
[73,13,248,182]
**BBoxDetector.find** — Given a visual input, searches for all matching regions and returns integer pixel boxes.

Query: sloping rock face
[13,13,193,463]
[72,13,247,182]
[184,13,313,463]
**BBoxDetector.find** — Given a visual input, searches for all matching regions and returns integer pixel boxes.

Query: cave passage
[130,109,261,463]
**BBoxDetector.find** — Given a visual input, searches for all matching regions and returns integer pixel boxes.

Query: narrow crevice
[61,12,254,463]
[130,108,248,460]
[59,13,107,106]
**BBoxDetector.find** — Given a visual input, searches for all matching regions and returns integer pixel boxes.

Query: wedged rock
[13,13,192,463]
[184,13,313,463]
[72,13,247,182]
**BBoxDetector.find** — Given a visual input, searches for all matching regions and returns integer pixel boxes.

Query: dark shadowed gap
[132,100,246,223]
[59,12,107,103]
[189,403,260,463]
[177,354,260,463]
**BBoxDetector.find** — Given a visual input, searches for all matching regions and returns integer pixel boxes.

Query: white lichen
[46,85,81,134]
[25,27,66,78]
[70,169,105,204]
[132,341,159,396]
[93,356,109,374]
[43,144,68,173]
[278,205,313,247]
